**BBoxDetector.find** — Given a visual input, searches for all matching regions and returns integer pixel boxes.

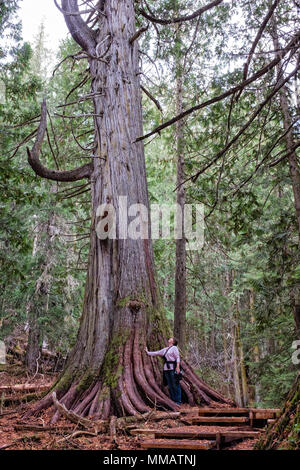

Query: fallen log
[0,383,52,393]
[1,392,44,405]
[14,423,75,433]
[141,439,215,450]
[57,429,99,444]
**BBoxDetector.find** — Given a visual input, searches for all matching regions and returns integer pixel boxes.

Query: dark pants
[164,369,181,405]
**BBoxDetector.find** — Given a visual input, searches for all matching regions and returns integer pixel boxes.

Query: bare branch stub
[141,85,163,113]
[129,24,149,44]
[27,100,93,182]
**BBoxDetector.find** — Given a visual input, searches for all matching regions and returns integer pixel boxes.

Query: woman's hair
[172,338,178,346]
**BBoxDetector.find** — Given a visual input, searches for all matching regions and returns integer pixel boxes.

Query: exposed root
[22,318,234,422]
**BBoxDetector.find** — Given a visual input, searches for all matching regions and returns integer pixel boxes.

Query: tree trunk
[272,20,300,338]
[232,320,243,408]
[236,309,249,407]
[26,199,57,374]
[26,305,41,374]
[174,58,186,350]
[249,289,261,404]
[24,0,233,420]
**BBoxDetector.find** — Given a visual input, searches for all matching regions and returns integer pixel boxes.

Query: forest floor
[0,370,258,451]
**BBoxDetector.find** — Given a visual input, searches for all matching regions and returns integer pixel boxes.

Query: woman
[145,337,182,405]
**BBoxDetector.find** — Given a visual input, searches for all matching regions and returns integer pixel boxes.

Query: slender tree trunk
[232,322,243,407]
[174,59,186,350]
[26,305,41,374]
[222,318,231,396]
[26,200,57,374]
[272,21,300,339]
[25,1,233,420]
[223,271,232,396]
[235,300,249,407]
[249,288,261,404]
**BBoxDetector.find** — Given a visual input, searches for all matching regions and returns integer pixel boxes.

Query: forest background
[0,0,299,416]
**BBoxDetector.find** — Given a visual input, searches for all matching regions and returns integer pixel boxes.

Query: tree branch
[235,0,281,101]
[135,31,300,142]
[190,60,300,183]
[60,0,97,54]
[269,141,300,167]
[139,0,224,25]
[27,100,93,182]
[141,85,163,112]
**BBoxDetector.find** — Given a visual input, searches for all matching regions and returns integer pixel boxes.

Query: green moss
[117,292,149,309]
[101,329,130,390]
[98,385,110,402]
[76,370,98,394]
[54,369,78,393]
[117,296,132,308]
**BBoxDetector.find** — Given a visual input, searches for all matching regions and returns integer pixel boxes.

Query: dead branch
[27,100,93,182]
[0,437,30,451]
[141,85,163,113]
[5,114,41,129]
[57,429,98,444]
[14,424,75,433]
[8,129,38,160]
[139,0,224,25]
[0,410,17,418]
[56,93,104,108]
[54,112,103,119]
[52,52,86,77]
[0,384,52,393]
[65,73,90,103]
